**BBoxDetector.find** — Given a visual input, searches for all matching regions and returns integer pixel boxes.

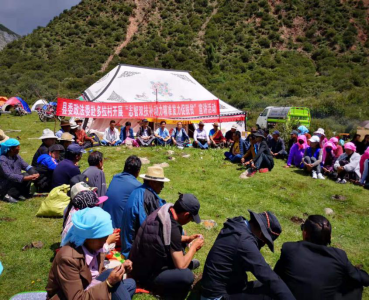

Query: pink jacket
[360,148,369,174]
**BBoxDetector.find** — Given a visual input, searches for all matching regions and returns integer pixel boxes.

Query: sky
[0,0,81,36]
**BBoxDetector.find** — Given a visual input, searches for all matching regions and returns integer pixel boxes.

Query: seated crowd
[0,120,368,300]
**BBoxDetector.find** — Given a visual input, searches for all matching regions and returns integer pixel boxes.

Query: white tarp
[82,64,245,133]
[31,99,48,111]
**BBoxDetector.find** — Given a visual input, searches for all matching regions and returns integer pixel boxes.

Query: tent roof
[31,99,48,111]
[83,64,244,118]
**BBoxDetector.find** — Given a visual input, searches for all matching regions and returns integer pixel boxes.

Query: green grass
[0,113,368,299]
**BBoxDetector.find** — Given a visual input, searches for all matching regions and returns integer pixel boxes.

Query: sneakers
[336,178,342,183]
[317,173,325,180]
[2,194,18,203]
[312,171,317,179]
[188,259,200,270]
[247,169,257,178]
[259,168,269,173]
[340,179,347,184]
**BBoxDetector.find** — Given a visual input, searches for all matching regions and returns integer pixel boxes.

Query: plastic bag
[36,184,70,217]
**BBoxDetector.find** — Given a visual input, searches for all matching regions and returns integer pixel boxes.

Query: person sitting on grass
[171,121,190,149]
[359,147,369,186]
[154,120,172,146]
[121,166,169,258]
[298,125,311,141]
[285,135,307,169]
[302,135,325,180]
[224,131,247,163]
[334,142,361,184]
[0,128,9,145]
[245,129,274,177]
[47,207,136,300]
[314,128,328,149]
[225,124,237,147]
[32,129,57,166]
[359,134,369,155]
[268,130,287,159]
[101,120,122,146]
[330,137,343,157]
[201,210,294,300]
[241,133,257,165]
[321,141,338,177]
[0,138,39,203]
[193,121,210,149]
[58,132,74,161]
[120,121,139,147]
[136,119,155,147]
[130,194,204,300]
[274,215,369,300]
[209,122,226,148]
[287,130,298,154]
[75,118,94,148]
[55,120,71,139]
[351,134,363,154]
[83,151,107,197]
[35,144,64,193]
[51,144,84,189]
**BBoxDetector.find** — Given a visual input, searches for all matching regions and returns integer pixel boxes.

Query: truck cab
[256,106,273,129]
[256,106,310,129]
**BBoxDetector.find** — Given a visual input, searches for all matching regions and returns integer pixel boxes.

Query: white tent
[31,99,48,111]
[82,64,245,134]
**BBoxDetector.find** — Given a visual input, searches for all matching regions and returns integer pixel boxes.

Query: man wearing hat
[34,144,64,192]
[202,210,294,300]
[225,124,238,147]
[130,194,204,299]
[0,128,9,145]
[136,119,155,147]
[287,130,298,154]
[224,130,248,163]
[245,129,274,177]
[268,130,287,159]
[209,122,226,148]
[55,120,71,139]
[31,129,58,166]
[58,132,74,161]
[193,121,210,149]
[74,118,94,148]
[51,144,85,189]
[120,166,169,258]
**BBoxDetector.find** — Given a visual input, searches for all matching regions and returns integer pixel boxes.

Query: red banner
[56,98,220,119]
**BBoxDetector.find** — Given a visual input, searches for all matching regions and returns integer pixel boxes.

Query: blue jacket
[120,126,134,141]
[171,127,190,142]
[120,183,166,258]
[37,154,58,170]
[103,172,142,229]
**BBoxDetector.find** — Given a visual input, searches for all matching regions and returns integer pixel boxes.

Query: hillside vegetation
[0,0,369,131]
[0,24,19,50]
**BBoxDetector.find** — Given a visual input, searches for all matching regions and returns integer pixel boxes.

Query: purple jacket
[287,143,305,168]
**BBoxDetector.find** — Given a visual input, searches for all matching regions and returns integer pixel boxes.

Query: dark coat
[202,216,295,299]
[32,144,49,166]
[136,126,153,138]
[274,241,369,300]
[253,140,274,162]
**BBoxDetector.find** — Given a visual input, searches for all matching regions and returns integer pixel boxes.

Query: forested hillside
[0,0,368,131]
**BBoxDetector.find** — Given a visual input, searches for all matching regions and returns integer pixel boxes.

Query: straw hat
[139,166,170,182]
[39,129,58,140]
[59,132,75,142]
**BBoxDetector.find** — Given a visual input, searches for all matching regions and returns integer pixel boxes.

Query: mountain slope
[0,24,19,50]
[0,0,368,132]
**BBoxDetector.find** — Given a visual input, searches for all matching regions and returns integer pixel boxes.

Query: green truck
[256,106,311,129]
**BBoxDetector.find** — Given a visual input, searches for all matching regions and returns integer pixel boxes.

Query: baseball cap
[309,135,320,143]
[49,144,65,152]
[273,130,280,135]
[176,193,201,224]
[290,130,298,135]
[67,144,86,154]
[142,119,148,122]
[231,124,238,129]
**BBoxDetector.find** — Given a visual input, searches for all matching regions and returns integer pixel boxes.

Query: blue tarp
[16,97,31,113]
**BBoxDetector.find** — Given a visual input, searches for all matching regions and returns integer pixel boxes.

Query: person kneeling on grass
[245,129,274,177]
[274,215,369,300]
[0,139,39,203]
[47,207,136,300]
[334,142,361,184]
[201,210,295,300]
[302,135,325,180]
[102,120,122,146]
[129,194,204,300]
[224,131,247,163]
[285,135,307,169]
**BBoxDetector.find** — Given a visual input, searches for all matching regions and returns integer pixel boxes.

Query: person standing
[171,122,190,149]
[193,122,210,149]
[154,121,172,146]
[83,151,107,197]
[130,194,204,299]
[103,156,142,229]
[136,119,155,147]
[0,139,39,203]
[101,120,121,146]
[201,210,294,300]
[32,129,58,166]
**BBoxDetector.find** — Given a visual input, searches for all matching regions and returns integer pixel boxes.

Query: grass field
[0,113,368,299]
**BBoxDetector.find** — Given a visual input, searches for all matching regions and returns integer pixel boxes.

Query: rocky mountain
[0,24,19,51]
[0,0,368,132]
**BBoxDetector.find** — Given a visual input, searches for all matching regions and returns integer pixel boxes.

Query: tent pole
[155,89,158,130]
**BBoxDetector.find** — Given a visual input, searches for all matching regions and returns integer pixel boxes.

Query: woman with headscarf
[302,136,325,179]
[47,207,136,300]
[329,137,343,157]
[0,139,39,203]
[321,141,338,177]
[334,142,361,184]
[298,125,311,140]
[285,135,307,168]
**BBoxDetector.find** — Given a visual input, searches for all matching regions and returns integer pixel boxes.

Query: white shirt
[194,128,210,143]
[103,127,119,142]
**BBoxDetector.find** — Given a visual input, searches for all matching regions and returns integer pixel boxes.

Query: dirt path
[100,0,150,72]
[196,0,219,45]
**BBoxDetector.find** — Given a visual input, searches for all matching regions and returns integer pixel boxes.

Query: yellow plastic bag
[36,184,70,217]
